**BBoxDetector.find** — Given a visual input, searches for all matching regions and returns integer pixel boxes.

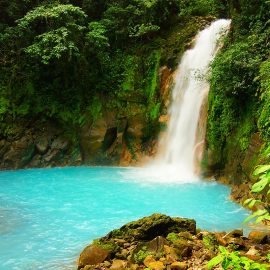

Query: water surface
[0,166,249,270]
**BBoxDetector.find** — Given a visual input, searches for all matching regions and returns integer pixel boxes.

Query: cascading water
[134,19,231,183]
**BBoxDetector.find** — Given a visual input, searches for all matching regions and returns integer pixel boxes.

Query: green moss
[92,239,120,254]
[166,232,179,244]
[146,50,161,99]
[202,234,218,251]
[87,96,102,123]
[133,246,153,264]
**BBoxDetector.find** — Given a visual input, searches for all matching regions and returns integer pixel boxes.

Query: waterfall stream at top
[132,19,231,183]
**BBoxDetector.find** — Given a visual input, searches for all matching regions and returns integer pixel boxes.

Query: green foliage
[16,4,87,29]
[0,0,220,145]
[18,4,87,64]
[206,0,270,172]
[129,23,160,38]
[86,21,109,49]
[258,59,270,140]
[25,27,81,64]
[179,0,222,17]
[92,239,120,254]
[244,164,270,224]
[203,234,218,252]
[87,96,102,123]
[208,246,269,270]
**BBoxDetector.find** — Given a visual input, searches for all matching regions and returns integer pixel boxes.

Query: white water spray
[132,19,231,183]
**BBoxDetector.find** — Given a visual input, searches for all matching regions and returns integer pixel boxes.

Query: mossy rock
[103,213,196,242]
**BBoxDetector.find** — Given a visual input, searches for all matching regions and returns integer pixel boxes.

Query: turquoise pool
[0,167,249,270]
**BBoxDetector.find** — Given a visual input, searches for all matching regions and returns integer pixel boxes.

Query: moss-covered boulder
[77,214,195,269]
[77,214,270,270]
[103,213,196,242]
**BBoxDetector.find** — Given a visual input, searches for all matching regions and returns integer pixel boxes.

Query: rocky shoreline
[77,214,270,270]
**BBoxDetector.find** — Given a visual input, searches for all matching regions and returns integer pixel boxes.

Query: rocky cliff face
[0,65,175,170]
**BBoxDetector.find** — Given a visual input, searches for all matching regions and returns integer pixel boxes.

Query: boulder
[170,262,188,270]
[248,231,270,244]
[148,261,165,270]
[36,137,49,154]
[104,214,196,242]
[78,244,110,269]
[51,137,68,151]
[110,259,127,270]
[144,255,156,267]
[164,245,179,262]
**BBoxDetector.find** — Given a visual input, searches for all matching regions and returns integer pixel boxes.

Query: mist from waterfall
[136,19,231,183]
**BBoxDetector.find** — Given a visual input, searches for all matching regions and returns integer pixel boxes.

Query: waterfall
[137,19,231,183]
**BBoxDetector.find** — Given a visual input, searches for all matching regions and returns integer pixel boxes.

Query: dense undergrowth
[206,0,270,176]
[0,0,224,143]
[0,0,270,174]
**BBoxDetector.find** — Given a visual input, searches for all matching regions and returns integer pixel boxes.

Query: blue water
[0,167,249,270]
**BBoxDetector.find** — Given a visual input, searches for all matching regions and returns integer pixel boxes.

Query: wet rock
[104,261,111,267]
[78,245,110,269]
[170,262,188,270]
[227,237,246,250]
[146,236,169,252]
[244,254,261,261]
[214,233,227,246]
[105,214,196,242]
[148,261,165,270]
[144,255,156,267]
[51,137,68,150]
[246,246,259,256]
[227,229,243,238]
[81,266,96,270]
[110,259,127,270]
[44,149,59,162]
[36,137,49,154]
[130,264,140,270]
[248,231,270,244]
[115,248,129,259]
[164,245,179,262]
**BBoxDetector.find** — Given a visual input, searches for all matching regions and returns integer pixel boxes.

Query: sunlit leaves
[17,4,87,29]
[86,21,109,49]
[25,27,80,64]
[244,165,270,224]
[17,4,87,64]
[208,246,269,270]
[129,23,160,38]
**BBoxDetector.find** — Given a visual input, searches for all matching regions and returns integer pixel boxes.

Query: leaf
[251,177,269,193]
[244,212,259,223]
[219,246,228,254]
[247,199,261,208]
[253,165,270,176]
[207,254,224,269]
[255,214,270,223]
[244,198,253,205]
